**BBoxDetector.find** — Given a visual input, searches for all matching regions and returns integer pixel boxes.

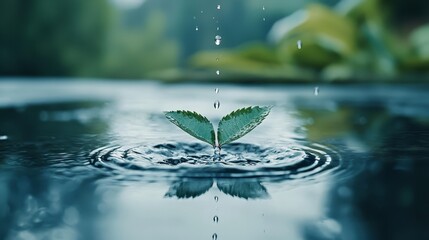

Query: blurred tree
[0,0,112,76]
[102,10,179,79]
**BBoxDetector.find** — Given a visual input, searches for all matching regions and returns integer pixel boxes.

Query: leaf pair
[164,106,271,147]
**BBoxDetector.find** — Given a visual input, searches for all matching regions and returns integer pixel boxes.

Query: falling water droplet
[201,10,204,14]
[216,27,220,31]
[297,40,302,49]
[214,100,220,109]
[215,88,219,93]
[193,16,196,20]
[213,216,219,223]
[215,35,222,46]
[214,196,219,202]
[212,233,218,240]
[216,57,219,62]
[216,70,220,75]
[314,86,319,96]
[195,26,199,31]
[262,6,266,11]
[217,5,221,10]
[0,135,8,140]
[262,17,266,21]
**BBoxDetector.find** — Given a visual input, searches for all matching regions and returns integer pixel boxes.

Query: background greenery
[1,0,428,82]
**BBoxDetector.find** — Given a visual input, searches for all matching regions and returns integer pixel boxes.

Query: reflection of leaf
[164,179,213,199]
[218,106,271,146]
[165,111,215,146]
[217,180,269,199]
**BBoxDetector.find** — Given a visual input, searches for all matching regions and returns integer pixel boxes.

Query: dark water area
[1,80,429,240]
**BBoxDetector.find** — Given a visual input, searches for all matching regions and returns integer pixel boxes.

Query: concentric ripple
[89,142,358,181]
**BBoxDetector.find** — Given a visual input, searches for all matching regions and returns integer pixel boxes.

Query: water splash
[214,146,221,160]
[89,142,358,182]
[215,35,222,46]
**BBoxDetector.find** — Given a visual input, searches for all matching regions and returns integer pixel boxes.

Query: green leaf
[164,110,215,146]
[217,106,271,146]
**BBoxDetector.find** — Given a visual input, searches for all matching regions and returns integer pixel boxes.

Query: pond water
[1,80,429,240]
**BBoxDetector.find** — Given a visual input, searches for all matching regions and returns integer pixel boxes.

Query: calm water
[1,80,429,240]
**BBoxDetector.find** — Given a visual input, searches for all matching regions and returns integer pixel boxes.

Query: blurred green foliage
[102,11,179,79]
[0,0,111,76]
[0,0,179,79]
[0,0,428,81]
[189,0,429,82]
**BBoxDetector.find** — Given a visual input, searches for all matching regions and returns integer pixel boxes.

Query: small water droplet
[195,26,199,31]
[262,6,266,11]
[216,57,219,62]
[0,135,8,140]
[215,35,222,46]
[215,88,219,93]
[193,16,196,20]
[214,100,220,109]
[314,86,319,96]
[217,5,221,10]
[213,215,219,223]
[297,40,302,49]
[212,233,218,240]
[213,16,215,20]
[216,27,220,31]
[216,70,220,75]
[262,17,266,21]
[201,10,204,14]
[214,196,219,202]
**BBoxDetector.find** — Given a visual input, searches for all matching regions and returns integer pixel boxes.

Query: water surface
[1,80,429,240]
